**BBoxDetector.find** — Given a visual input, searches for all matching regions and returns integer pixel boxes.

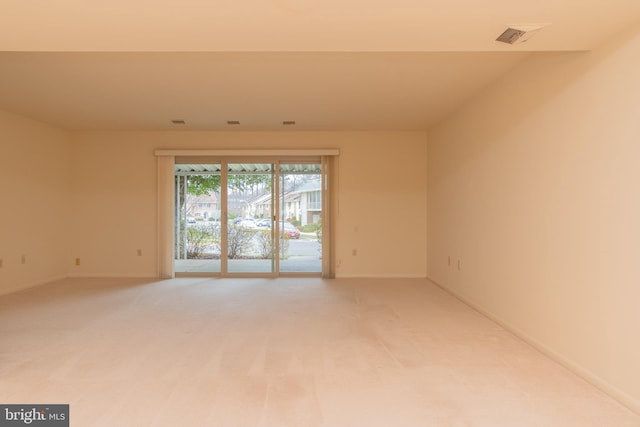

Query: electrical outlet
[137,249,142,256]
[352,249,357,256]
[21,255,26,264]
[75,258,81,266]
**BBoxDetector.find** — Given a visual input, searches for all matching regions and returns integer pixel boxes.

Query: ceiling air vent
[496,25,546,45]
[227,120,241,125]
[171,119,186,125]
[282,120,296,126]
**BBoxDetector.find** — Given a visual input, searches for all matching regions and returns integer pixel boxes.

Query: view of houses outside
[185,193,219,222]
[246,179,321,226]
[174,163,322,274]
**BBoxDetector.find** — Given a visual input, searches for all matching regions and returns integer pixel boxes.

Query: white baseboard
[334,274,427,279]
[427,276,640,416]
[67,273,158,279]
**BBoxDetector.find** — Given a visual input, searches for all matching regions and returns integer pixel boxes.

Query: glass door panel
[174,164,222,274]
[279,163,323,273]
[226,163,275,274]
[173,159,326,277]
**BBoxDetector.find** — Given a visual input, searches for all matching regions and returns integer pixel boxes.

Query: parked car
[238,219,257,228]
[255,219,271,228]
[282,221,300,239]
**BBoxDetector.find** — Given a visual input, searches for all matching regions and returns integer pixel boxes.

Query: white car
[238,219,257,228]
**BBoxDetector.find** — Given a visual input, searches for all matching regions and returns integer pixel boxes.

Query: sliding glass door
[173,158,326,276]
[278,163,323,273]
[174,164,222,274]
[226,163,275,274]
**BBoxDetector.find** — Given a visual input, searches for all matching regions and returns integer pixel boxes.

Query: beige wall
[427,25,640,411]
[0,110,71,295]
[68,131,428,278]
[0,119,428,283]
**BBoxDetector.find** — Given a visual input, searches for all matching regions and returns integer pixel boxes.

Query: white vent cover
[496,25,546,45]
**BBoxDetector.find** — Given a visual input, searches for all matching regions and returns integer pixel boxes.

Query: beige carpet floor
[1,277,638,426]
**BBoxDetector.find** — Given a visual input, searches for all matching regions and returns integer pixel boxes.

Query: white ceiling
[1,0,639,131]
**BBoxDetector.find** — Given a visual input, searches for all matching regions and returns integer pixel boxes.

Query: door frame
[222,159,277,277]
[156,150,337,278]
